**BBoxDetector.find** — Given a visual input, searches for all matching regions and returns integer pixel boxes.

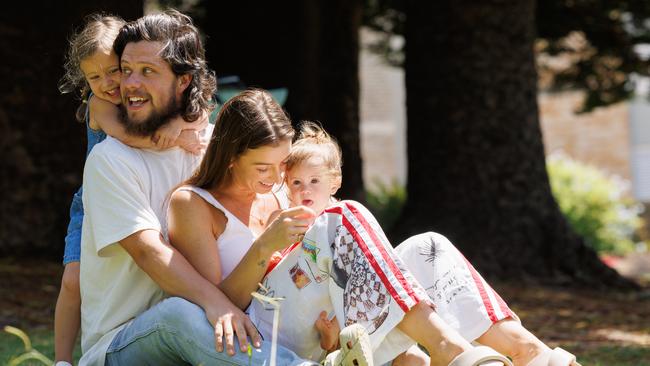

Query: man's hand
[205,301,262,355]
[120,230,262,355]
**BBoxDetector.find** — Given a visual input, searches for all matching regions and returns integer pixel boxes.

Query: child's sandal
[322,323,373,366]
[448,345,513,366]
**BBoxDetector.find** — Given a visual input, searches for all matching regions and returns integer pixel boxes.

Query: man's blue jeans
[105,297,317,365]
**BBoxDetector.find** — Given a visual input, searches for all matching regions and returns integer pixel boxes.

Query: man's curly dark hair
[113,9,216,122]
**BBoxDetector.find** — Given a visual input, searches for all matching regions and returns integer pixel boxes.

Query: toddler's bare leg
[391,344,429,366]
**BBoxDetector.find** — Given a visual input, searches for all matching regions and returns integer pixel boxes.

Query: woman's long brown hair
[186,88,294,190]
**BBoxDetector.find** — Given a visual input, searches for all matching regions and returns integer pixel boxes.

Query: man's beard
[118,91,182,137]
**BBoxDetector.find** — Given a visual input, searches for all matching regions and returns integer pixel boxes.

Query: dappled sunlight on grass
[1,257,648,365]
[592,328,650,346]
[493,282,650,365]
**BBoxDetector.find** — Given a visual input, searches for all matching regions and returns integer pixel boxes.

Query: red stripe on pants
[325,204,420,313]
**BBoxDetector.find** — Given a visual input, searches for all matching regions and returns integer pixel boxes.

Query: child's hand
[177,129,207,155]
[314,311,340,352]
[153,123,183,150]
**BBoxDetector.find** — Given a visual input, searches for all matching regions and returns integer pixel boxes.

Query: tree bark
[202,0,365,201]
[394,0,637,289]
[309,0,364,201]
[0,2,142,256]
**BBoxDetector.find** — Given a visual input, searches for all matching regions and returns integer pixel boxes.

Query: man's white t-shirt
[79,126,211,366]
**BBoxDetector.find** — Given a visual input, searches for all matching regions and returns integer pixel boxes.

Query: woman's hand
[256,206,316,255]
[205,301,262,355]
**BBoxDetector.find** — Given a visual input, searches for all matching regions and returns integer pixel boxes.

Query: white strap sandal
[448,346,514,366]
[527,347,581,366]
[322,323,374,366]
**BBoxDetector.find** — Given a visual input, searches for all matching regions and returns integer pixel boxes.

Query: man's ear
[177,74,193,94]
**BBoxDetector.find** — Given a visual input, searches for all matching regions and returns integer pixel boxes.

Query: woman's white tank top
[175,186,288,278]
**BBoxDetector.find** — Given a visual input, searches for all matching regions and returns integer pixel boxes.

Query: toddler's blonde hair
[287,121,342,187]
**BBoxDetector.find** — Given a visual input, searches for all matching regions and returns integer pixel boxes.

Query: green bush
[365,178,406,230]
[547,153,644,255]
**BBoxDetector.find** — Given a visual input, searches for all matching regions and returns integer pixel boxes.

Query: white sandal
[526,347,581,366]
[322,323,373,366]
[448,346,514,366]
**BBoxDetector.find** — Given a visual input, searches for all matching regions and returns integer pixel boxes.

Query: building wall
[359,29,407,190]
[629,94,650,202]
[538,90,632,182]
[359,27,640,202]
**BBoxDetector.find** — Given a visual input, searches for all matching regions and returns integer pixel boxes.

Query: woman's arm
[88,96,157,149]
[218,206,316,309]
[169,188,315,310]
[168,189,226,286]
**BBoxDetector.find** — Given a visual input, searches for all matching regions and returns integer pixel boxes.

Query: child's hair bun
[297,121,331,144]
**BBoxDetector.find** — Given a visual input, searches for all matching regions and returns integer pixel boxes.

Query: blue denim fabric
[105,297,317,366]
[62,98,107,265]
[63,188,84,264]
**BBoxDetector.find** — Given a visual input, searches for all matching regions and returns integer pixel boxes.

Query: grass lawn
[576,346,650,365]
[2,330,648,366]
[1,257,649,365]
[0,328,81,365]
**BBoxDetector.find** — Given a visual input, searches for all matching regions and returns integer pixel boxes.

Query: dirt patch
[493,282,650,352]
[0,257,62,330]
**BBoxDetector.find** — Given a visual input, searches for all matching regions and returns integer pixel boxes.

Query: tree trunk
[0,2,142,257]
[202,0,365,201]
[394,0,637,289]
[308,0,364,201]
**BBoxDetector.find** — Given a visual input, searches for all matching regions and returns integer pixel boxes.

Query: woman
[168,89,573,366]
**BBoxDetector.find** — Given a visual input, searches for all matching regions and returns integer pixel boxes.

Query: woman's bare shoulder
[170,187,211,214]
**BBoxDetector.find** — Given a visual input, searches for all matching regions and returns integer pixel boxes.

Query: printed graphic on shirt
[302,238,320,262]
[303,257,328,283]
[300,238,327,283]
[289,262,312,289]
[331,224,391,334]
